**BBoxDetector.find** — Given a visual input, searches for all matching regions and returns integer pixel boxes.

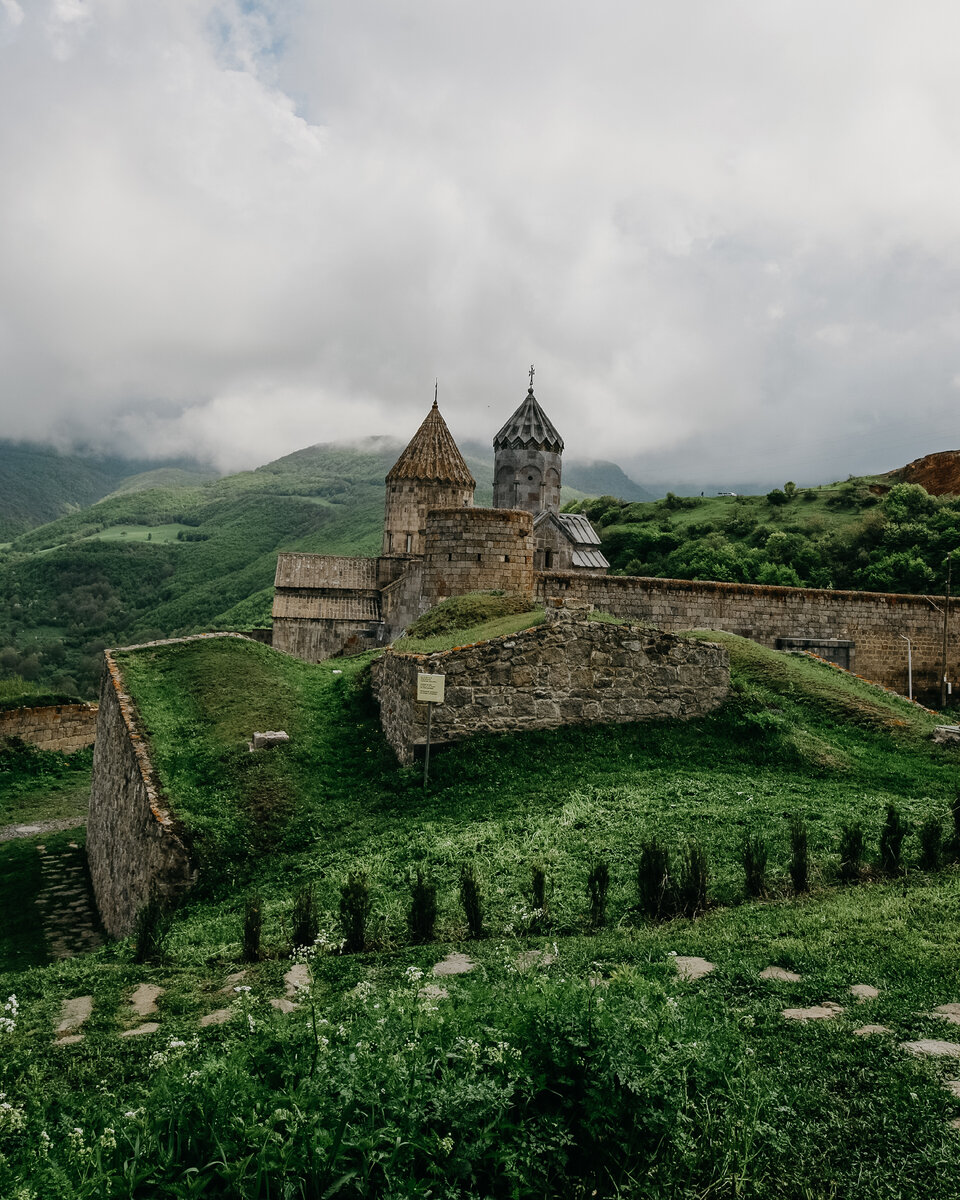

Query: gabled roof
[386,400,475,487]
[533,510,610,568]
[557,513,602,546]
[493,386,564,453]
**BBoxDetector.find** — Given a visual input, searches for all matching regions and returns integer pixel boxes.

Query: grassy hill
[3,629,960,1195]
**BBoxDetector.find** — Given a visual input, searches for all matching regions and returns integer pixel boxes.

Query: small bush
[676,842,709,917]
[133,892,170,964]
[637,839,673,920]
[459,863,484,939]
[879,804,909,876]
[242,894,262,962]
[838,823,865,884]
[586,861,610,930]
[740,834,768,898]
[407,870,438,944]
[291,885,319,951]
[529,862,549,931]
[952,791,960,860]
[339,873,371,953]
[789,816,809,895]
[919,817,943,872]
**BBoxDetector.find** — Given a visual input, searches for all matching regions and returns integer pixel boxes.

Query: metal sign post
[417,673,445,787]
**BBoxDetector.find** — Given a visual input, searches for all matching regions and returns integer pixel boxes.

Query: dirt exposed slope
[888,450,960,496]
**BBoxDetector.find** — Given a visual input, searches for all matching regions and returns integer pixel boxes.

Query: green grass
[0,741,92,826]
[85,523,196,543]
[5,633,960,1195]
[394,608,546,652]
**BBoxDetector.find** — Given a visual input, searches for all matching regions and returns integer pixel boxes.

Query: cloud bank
[2,0,960,485]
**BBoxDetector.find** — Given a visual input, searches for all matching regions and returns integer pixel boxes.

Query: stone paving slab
[761,966,802,982]
[432,952,475,976]
[56,995,93,1036]
[901,1039,960,1058]
[853,1024,893,1036]
[782,1002,843,1021]
[129,984,163,1017]
[673,956,715,981]
[199,1008,233,1027]
[283,964,310,996]
[120,1022,159,1038]
[849,984,879,1002]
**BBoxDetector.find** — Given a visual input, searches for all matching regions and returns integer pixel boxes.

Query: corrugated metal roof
[558,513,603,546]
[571,548,610,569]
[385,401,475,487]
[275,553,378,590]
[272,593,381,620]
[493,388,564,452]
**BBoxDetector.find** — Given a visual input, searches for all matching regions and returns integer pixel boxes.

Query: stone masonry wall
[372,611,729,763]
[421,508,535,608]
[536,571,956,702]
[0,702,98,753]
[85,637,253,938]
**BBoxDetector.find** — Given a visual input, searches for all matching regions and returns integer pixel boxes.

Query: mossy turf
[104,631,957,949]
[5,632,960,1196]
[0,741,92,826]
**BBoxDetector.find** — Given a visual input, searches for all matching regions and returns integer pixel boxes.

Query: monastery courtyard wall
[537,571,955,701]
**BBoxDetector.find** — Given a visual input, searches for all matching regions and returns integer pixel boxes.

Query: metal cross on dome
[528,364,535,389]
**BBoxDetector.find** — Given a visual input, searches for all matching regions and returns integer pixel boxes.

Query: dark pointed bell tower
[492,366,563,516]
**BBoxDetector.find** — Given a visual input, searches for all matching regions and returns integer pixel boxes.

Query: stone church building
[272,377,608,660]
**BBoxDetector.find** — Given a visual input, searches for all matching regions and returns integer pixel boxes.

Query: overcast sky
[2,1,960,487]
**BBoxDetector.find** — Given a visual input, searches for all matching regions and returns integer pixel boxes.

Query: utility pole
[900,634,913,702]
[941,551,953,710]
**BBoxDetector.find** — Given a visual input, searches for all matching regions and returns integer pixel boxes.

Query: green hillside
[578,477,960,592]
[0,440,217,541]
[3,632,960,1195]
[0,442,399,697]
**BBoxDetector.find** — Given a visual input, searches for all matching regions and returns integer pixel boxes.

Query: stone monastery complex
[272,375,609,662]
[271,373,960,706]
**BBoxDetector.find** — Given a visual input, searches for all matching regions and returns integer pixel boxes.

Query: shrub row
[207,800,960,962]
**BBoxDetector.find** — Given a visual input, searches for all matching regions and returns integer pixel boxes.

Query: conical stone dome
[387,400,475,488]
[493,386,563,453]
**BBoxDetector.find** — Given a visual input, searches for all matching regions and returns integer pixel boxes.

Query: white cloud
[1,0,960,485]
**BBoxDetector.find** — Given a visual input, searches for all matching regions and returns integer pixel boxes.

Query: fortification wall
[0,702,98,753]
[86,642,212,939]
[422,508,535,607]
[272,616,386,661]
[372,611,729,763]
[536,572,954,700]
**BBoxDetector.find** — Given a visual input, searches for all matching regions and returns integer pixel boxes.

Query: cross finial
[528,363,535,391]
[433,379,438,408]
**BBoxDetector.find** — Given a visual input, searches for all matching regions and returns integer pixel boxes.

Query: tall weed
[637,839,673,920]
[879,804,909,876]
[586,860,610,930]
[788,816,809,895]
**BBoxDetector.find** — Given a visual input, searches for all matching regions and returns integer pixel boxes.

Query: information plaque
[416,673,445,704]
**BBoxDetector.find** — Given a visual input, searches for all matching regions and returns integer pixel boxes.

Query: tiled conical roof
[386,400,476,487]
[493,386,564,452]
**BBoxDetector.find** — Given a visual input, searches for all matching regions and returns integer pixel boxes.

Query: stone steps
[35,842,103,960]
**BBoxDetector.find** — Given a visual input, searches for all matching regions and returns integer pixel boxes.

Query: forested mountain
[0,441,217,540]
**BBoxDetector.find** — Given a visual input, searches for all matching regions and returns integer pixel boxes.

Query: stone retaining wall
[372,609,729,763]
[85,636,261,938]
[0,702,98,753]
[536,572,955,702]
